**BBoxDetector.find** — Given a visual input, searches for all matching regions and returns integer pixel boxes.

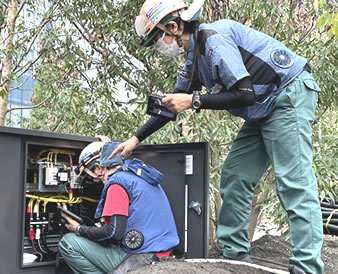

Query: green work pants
[58,233,127,274]
[217,71,324,274]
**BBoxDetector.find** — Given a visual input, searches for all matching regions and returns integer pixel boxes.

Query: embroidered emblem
[271,49,294,68]
[208,49,213,67]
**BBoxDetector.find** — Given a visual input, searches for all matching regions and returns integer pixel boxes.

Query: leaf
[316,12,330,29]
[314,0,319,13]
[319,0,327,9]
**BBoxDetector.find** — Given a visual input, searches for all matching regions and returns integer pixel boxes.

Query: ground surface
[128,234,338,274]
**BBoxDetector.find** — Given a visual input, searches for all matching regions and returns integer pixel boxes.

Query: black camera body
[146,94,177,121]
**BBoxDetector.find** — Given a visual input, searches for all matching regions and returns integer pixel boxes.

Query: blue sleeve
[208,34,250,89]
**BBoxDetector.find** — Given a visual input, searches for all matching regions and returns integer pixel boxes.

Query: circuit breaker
[0,126,209,274]
[23,143,102,268]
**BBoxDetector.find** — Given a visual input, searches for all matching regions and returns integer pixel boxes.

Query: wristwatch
[192,94,202,111]
[75,225,81,236]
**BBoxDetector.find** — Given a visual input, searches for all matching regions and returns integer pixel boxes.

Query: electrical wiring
[37,239,47,254]
[32,251,43,263]
[25,186,99,262]
[25,147,97,264]
[41,227,55,256]
[35,148,75,170]
[26,194,99,206]
[81,197,100,203]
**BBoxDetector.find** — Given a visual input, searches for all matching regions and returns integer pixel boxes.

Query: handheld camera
[146,94,177,121]
[57,206,84,225]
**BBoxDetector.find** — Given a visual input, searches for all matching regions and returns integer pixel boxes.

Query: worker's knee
[58,233,77,255]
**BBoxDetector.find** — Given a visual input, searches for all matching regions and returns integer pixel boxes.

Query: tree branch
[11,1,59,74]
[9,73,31,91]
[313,107,329,126]
[72,22,104,56]
[14,0,27,23]
[14,48,46,79]
[5,96,51,114]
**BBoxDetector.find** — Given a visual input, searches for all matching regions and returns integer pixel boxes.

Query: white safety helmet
[135,0,205,47]
[75,141,105,184]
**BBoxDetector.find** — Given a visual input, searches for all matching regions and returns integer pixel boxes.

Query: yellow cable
[28,198,35,213]
[26,194,81,205]
[68,154,73,165]
[34,171,38,184]
[43,200,48,213]
[36,149,48,160]
[325,209,338,228]
[25,195,98,212]
[47,152,51,162]
[81,197,99,203]
[48,195,68,199]
[34,199,41,216]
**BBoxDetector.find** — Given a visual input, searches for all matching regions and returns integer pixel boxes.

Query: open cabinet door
[0,126,209,274]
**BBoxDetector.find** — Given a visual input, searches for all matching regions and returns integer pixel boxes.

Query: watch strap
[75,225,81,236]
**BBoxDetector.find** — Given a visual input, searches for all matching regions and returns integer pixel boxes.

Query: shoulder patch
[198,29,217,56]
[270,49,294,69]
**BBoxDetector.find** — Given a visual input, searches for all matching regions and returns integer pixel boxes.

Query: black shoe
[223,252,252,263]
[288,264,307,274]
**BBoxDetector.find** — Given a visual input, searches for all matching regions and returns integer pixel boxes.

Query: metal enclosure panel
[0,126,209,273]
[0,134,23,274]
[133,143,209,259]
[132,150,186,257]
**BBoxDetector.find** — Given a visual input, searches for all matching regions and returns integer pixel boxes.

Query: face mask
[154,33,185,57]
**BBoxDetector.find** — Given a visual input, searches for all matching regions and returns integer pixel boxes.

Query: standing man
[59,141,179,274]
[110,1,323,273]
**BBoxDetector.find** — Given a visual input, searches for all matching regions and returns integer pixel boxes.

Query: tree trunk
[248,187,269,241]
[0,1,17,126]
[209,110,223,245]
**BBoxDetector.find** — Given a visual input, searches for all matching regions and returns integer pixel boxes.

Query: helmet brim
[140,16,176,47]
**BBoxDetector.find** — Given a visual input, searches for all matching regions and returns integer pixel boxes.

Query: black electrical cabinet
[0,126,209,274]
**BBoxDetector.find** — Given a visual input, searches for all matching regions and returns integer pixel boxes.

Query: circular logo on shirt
[270,49,294,69]
[125,229,144,250]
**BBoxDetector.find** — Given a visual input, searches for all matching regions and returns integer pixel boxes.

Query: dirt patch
[128,234,338,274]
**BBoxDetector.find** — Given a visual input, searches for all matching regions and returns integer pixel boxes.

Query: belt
[303,63,313,73]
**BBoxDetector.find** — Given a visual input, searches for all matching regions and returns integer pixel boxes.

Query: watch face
[124,229,144,250]
[193,95,201,109]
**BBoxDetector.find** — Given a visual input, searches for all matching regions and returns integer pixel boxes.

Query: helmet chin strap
[156,20,185,48]
[176,19,185,48]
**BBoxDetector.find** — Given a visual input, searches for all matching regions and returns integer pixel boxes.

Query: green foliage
[2,0,335,236]
[313,109,338,200]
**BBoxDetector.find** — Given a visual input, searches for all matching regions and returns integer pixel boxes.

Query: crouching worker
[58,141,179,274]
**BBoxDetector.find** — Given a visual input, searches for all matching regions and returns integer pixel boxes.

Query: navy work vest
[95,158,179,254]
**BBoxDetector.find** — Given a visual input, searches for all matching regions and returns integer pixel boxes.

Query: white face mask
[154,33,185,57]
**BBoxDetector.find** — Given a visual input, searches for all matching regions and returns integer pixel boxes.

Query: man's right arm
[77,215,127,245]
[134,86,189,142]
[134,116,171,143]
[109,88,189,159]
